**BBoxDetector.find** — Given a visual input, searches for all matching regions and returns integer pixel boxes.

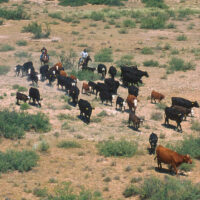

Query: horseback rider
[79,49,88,65]
[40,47,49,62]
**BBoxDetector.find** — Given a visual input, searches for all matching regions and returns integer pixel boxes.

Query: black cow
[164,107,185,132]
[149,132,158,155]
[16,92,30,105]
[97,64,107,79]
[116,96,126,111]
[78,99,93,124]
[104,78,120,94]
[99,91,115,106]
[69,85,80,106]
[122,73,143,86]
[15,65,22,77]
[29,69,41,86]
[22,61,34,76]
[46,69,56,86]
[88,81,97,94]
[108,66,117,79]
[172,97,199,109]
[121,65,148,78]
[95,82,109,97]
[128,85,139,97]
[29,87,42,107]
[40,65,49,81]
[171,105,191,120]
[57,75,75,93]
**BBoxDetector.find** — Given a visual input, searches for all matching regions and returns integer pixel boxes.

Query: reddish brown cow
[70,75,77,82]
[151,90,165,103]
[155,145,192,175]
[82,82,91,95]
[126,94,138,112]
[59,70,67,77]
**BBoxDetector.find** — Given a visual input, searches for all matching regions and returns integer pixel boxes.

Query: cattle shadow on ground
[155,167,187,176]
[68,101,77,107]
[28,102,41,108]
[162,123,177,131]
[127,125,141,132]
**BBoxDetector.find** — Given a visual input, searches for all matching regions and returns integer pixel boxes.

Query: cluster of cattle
[14,60,199,175]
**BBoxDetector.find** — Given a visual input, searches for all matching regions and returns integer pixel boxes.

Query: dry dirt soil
[0,0,200,199]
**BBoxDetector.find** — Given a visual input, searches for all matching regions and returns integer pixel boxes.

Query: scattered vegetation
[20,103,30,110]
[70,70,100,81]
[191,120,200,132]
[0,66,10,75]
[33,187,48,197]
[16,40,27,46]
[151,112,163,121]
[177,34,187,41]
[141,47,154,55]
[115,54,134,66]
[0,44,15,52]
[57,140,81,149]
[143,60,159,67]
[0,110,51,139]
[0,150,39,173]
[94,48,113,62]
[97,139,138,157]
[123,19,136,28]
[142,0,168,9]
[12,84,27,92]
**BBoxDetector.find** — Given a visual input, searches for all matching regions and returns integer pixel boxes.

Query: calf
[172,105,191,120]
[29,87,42,107]
[69,85,80,106]
[59,70,67,77]
[78,99,93,124]
[97,64,107,79]
[88,81,97,94]
[126,94,138,112]
[104,78,120,94]
[116,96,126,112]
[128,110,143,130]
[108,66,117,79]
[128,85,139,97]
[82,82,91,95]
[155,145,192,175]
[15,65,22,77]
[151,90,165,103]
[100,91,115,106]
[16,92,30,105]
[164,107,185,132]
[149,133,158,155]
[70,75,78,83]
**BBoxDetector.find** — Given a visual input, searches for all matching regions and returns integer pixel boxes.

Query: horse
[78,56,92,70]
[40,53,49,65]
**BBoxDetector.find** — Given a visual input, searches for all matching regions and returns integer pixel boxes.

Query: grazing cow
[40,65,49,81]
[104,78,120,94]
[97,64,107,79]
[99,91,115,106]
[128,110,143,130]
[172,97,199,114]
[57,75,75,93]
[69,85,80,106]
[164,107,185,132]
[95,82,109,97]
[126,94,138,112]
[16,92,30,105]
[116,96,126,111]
[15,65,22,76]
[82,82,91,95]
[29,69,41,86]
[59,70,67,77]
[108,66,117,79]
[88,81,97,94]
[121,72,143,87]
[155,145,192,175]
[172,105,191,120]
[121,66,149,78]
[149,133,158,155]
[128,85,139,97]
[46,69,56,86]
[21,61,34,77]
[29,87,42,107]
[151,90,165,103]
[78,99,93,124]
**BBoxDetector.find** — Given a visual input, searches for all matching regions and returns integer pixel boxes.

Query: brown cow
[82,82,91,95]
[70,75,78,83]
[59,70,67,77]
[155,145,192,175]
[126,94,138,112]
[151,90,165,103]
[171,105,191,120]
[128,110,143,130]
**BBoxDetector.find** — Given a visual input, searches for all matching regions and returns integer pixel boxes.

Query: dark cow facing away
[116,96,126,112]
[128,110,144,130]
[99,91,115,106]
[128,85,139,97]
[40,65,49,81]
[29,87,42,107]
[97,64,107,79]
[69,85,80,106]
[78,99,93,124]
[15,65,22,77]
[155,145,192,175]
[16,92,30,105]
[108,66,117,79]
[149,132,158,155]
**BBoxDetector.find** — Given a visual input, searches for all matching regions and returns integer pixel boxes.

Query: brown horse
[40,53,49,65]
[78,56,92,70]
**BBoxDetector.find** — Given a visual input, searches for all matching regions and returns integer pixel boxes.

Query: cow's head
[192,101,199,108]
[144,71,149,78]
[183,154,192,164]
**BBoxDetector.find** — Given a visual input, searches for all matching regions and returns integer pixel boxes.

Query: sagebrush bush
[33,187,48,197]
[0,0,8,3]
[22,22,51,39]
[70,70,100,81]
[177,34,187,41]
[15,51,31,58]
[141,47,154,55]
[48,12,62,20]
[123,19,136,28]
[123,185,140,198]
[0,66,10,75]
[151,112,163,121]
[0,150,39,173]
[20,103,30,110]
[94,48,113,62]
[90,11,105,21]
[57,140,81,149]
[143,60,159,67]
[115,54,134,66]
[191,120,200,132]
[0,110,51,139]
[38,140,49,152]
[16,40,27,46]
[97,140,138,157]
[142,0,168,9]
[0,44,15,52]
[0,6,29,20]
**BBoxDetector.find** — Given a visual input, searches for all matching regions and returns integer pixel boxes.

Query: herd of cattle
[14,60,199,175]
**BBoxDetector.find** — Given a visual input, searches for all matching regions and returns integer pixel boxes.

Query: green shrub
[15,51,31,58]
[0,110,51,139]
[16,40,27,46]
[191,120,200,132]
[38,140,49,152]
[0,19,3,25]
[168,57,195,72]
[0,44,15,52]
[33,187,47,197]
[142,0,168,9]
[97,110,108,117]
[0,6,29,20]
[12,84,27,92]
[141,47,154,55]
[70,70,100,81]
[151,112,162,121]
[0,0,8,3]
[0,66,10,75]
[118,28,128,34]
[177,34,187,41]
[171,48,179,55]
[123,19,136,28]
[97,139,138,157]
[90,11,104,21]
[94,48,113,62]
[123,185,140,198]
[167,22,176,29]
[20,103,30,110]
[156,102,167,110]
[57,140,81,149]
[115,54,134,66]
[22,22,51,39]
[0,150,39,173]
[48,12,62,20]
[57,113,76,121]
[178,8,197,19]
[143,60,159,67]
